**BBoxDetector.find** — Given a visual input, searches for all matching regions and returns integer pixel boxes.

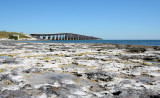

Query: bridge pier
[37,36,40,39]
[62,34,65,40]
[56,35,59,40]
[58,35,61,40]
[66,34,69,40]
[43,36,46,40]
[53,35,55,40]
[60,35,63,40]
[48,36,51,40]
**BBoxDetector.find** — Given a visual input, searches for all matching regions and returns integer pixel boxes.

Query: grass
[76,52,91,56]
[58,63,72,68]
[43,57,52,60]
[73,78,80,83]
[24,55,42,58]
[0,68,5,72]
[0,54,7,56]
[76,52,107,56]
[54,54,63,57]
[8,53,19,57]
[4,80,13,85]
[142,62,153,66]
[0,31,30,38]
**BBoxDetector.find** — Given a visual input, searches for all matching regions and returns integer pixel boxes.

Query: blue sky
[0,0,160,40]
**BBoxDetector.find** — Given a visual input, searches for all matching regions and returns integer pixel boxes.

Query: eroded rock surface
[0,42,160,98]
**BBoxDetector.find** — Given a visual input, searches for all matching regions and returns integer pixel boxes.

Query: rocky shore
[0,42,160,98]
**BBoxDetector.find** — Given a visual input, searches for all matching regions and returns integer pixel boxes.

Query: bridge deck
[30,33,101,40]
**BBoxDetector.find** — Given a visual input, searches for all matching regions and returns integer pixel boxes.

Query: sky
[0,0,160,40]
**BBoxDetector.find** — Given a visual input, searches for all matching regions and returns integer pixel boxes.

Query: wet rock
[118,80,135,87]
[103,93,114,98]
[120,55,143,60]
[90,85,106,92]
[65,84,83,94]
[72,72,83,77]
[0,90,31,98]
[85,71,113,82]
[11,70,19,76]
[150,95,160,98]
[49,48,54,52]
[10,79,20,85]
[21,84,32,90]
[143,56,159,61]
[120,54,160,62]
[39,85,69,98]
[0,74,10,81]
[3,58,20,64]
[0,74,22,85]
[112,91,122,96]
[127,48,146,53]
[23,68,45,73]
[117,89,156,98]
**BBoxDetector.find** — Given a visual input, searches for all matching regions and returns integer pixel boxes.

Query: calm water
[2,40,160,47]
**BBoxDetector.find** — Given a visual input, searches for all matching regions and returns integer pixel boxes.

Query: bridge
[30,33,102,40]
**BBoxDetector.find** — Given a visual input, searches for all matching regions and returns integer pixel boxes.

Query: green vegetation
[0,31,30,39]
[0,68,5,72]
[4,80,13,85]
[142,62,153,66]
[8,34,18,40]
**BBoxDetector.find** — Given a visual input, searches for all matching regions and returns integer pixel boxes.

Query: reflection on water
[0,55,9,58]
[27,72,77,85]
[135,76,154,83]
[145,61,160,64]
[26,72,101,89]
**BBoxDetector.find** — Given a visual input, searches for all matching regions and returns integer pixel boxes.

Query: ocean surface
[2,40,160,47]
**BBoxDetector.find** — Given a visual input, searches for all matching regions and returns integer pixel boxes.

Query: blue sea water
[11,40,160,47]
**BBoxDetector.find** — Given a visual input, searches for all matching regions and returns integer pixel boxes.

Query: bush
[8,35,18,40]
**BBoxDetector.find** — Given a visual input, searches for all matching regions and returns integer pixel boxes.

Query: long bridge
[30,33,102,40]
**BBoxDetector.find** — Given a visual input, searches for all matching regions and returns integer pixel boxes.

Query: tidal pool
[27,72,77,85]
[0,55,9,59]
[26,71,103,91]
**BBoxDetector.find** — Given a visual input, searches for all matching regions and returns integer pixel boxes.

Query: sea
[4,40,160,47]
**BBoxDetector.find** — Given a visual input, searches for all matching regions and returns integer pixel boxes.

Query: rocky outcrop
[0,42,159,97]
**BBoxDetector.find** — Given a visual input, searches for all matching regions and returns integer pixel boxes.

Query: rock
[39,85,69,98]
[0,42,160,97]
[0,74,10,81]
[65,84,84,95]
[118,89,155,98]
[10,79,20,85]
[11,70,19,76]
[3,58,20,64]
[0,90,31,98]
[90,85,106,92]
[49,48,54,52]
[150,95,160,98]
[143,56,159,61]
[72,72,83,77]
[23,68,45,73]
[85,71,113,82]
[103,93,114,98]
[21,84,32,90]
[112,91,122,96]
[127,48,146,53]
